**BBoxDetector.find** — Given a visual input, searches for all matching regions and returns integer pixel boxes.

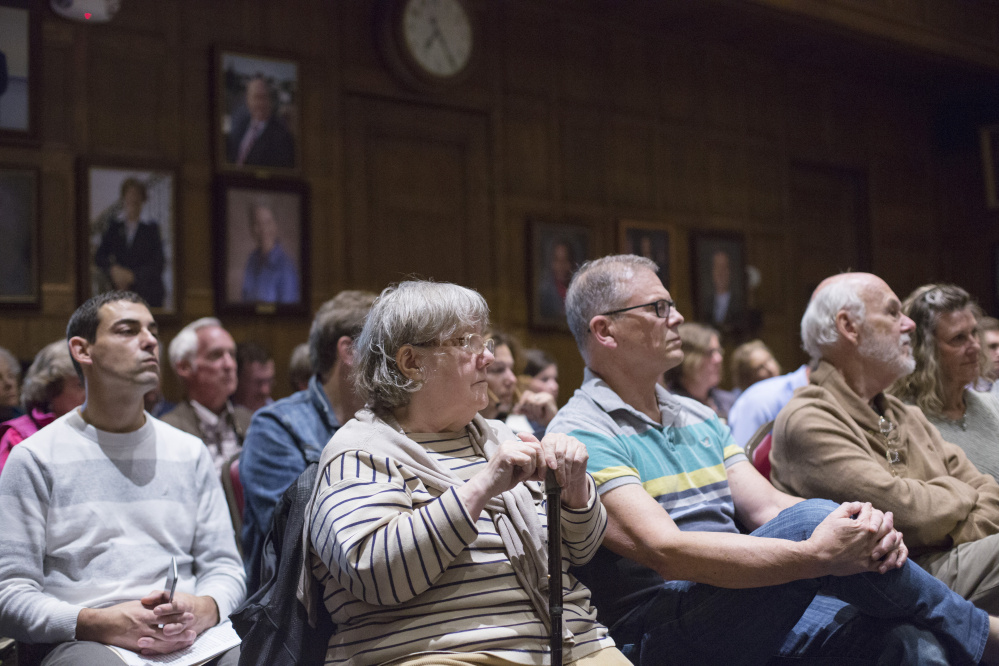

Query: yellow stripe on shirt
[642,462,729,498]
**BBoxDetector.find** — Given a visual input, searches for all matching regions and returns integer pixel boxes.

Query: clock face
[401,0,473,79]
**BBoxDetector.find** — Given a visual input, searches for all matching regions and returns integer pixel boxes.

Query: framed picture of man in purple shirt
[215,47,299,175]
[214,175,309,316]
[79,161,178,315]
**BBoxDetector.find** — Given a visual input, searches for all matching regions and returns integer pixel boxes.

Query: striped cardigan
[300,410,613,665]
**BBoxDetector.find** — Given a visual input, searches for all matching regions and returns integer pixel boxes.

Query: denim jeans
[612,499,988,666]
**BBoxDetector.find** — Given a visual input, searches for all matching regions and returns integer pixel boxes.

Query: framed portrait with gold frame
[617,219,675,289]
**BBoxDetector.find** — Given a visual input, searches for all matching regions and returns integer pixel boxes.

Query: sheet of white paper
[108,619,241,666]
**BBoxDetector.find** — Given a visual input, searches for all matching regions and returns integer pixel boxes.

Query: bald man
[772,272,999,614]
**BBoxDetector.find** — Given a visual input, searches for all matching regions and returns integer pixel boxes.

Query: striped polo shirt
[308,430,613,665]
[546,369,747,627]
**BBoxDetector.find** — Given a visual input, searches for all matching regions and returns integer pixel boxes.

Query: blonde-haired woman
[663,323,736,421]
[889,284,999,482]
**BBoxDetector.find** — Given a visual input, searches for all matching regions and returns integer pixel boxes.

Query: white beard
[859,330,916,379]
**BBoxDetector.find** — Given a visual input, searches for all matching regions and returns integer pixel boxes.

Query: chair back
[743,419,775,480]
[221,452,245,555]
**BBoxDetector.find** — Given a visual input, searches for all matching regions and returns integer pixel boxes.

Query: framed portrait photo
[618,219,674,288]
[214,175,309,315]
[528,219,591,331]
[993,243,999,316]
[980,125,999,210]
[216,47,300,174]
[80,162,178,315]
[0,0,39,141]
[0,166,38,305]
[691,231,747,332]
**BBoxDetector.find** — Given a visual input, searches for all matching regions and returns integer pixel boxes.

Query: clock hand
[435,31,458,69]
[424,23,442,50]
[425,16,458,69]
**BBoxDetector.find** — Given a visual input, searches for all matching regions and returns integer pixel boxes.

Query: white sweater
[0,410,246,644]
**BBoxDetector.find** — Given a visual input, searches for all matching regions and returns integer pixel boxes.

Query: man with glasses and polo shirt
[547,255,999,665]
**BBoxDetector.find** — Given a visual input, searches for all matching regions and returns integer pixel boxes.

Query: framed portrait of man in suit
[80,162,178,315]
[691,231,747,337]
[216,48,300,175]
[214,174,309,316]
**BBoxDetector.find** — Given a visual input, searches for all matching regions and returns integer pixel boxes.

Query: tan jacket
[772,360,999,553]
[161,400,252,447]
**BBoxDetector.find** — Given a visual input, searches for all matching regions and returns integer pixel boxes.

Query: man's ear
[394,345,422,382]
[175,358,194,382]
[589,315,619,350]
[68,336,92,372]
[835,310,860,346]
[337,335,355,367]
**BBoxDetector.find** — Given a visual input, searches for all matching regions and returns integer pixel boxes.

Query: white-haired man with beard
[772,272,999,614]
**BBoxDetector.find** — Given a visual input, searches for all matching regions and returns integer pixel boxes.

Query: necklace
[943,412,968,431]
[941,400,968,431]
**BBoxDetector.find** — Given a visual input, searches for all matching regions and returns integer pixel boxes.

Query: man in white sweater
[0,291,245,664]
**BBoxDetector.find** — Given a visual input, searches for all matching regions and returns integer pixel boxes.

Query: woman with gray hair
[0,341,85,475]
[0,345,20,421]
[299,280,624,665]
[888,284,999,481]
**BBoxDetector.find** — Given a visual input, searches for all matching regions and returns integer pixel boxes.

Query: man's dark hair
[309,290,377,380]
[66,290,148,380]
[237,341,272,375]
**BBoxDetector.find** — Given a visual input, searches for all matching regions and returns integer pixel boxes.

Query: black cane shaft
[546,469,563,666]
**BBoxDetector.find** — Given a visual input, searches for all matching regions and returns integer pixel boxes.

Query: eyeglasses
[878,415,901,468]
[600,299,674,319]
[416,333,495,356]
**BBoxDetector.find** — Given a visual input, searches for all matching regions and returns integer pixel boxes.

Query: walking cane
[545,469,563,666]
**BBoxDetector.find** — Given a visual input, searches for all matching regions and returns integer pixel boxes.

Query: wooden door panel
[788,163,870,316]
[346,97,490,295]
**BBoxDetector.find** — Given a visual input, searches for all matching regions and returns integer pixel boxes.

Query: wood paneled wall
[2,0,997,401]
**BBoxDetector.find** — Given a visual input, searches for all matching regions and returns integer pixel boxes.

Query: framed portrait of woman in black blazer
[79,161,179,315]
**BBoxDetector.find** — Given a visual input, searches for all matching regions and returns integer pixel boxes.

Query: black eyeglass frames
[600,299,674,319]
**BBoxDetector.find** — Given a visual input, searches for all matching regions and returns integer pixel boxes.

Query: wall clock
[379,0,477,90]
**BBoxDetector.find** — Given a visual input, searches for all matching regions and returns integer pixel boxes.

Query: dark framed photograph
[0,166,38,305]
[0,0,39,141]
[980,125,999,210]
[214,175,309,315]
[692,231,747,332]
[618,219,674,288]
[993,243,999,316]
[528,219,591,331]
[216,47,299,174]
[80,162,178,314]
